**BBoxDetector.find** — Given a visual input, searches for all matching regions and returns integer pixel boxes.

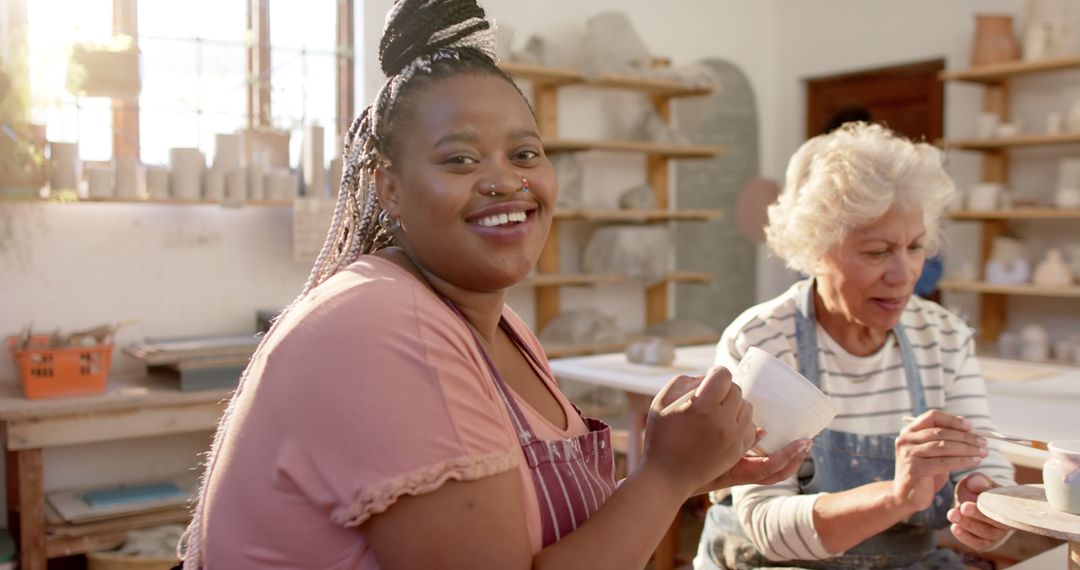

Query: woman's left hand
[947,473,1011,551]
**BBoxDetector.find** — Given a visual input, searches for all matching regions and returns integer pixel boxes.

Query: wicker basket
[86,551,178,570]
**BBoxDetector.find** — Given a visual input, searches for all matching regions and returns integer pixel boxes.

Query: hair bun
[379,0,496,77]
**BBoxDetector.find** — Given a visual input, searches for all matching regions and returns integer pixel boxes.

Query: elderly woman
[694,123,1016,570]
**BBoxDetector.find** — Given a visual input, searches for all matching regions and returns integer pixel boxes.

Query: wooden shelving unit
[949,208,1080,220]
[938,280,1080,298]
[504,62,722,357]
[939,132,1080,151]
[939,56,1080,342]
[544,137,725,158]
[499,62,714,98]
[938,54,1080,83]
[519,271,711,288]
[3,197,293,208]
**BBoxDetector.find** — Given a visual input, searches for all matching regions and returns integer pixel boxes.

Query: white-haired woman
[694,123,1016,570]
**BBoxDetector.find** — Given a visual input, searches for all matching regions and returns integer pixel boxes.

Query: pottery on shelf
[1067,100,1080,133]
[1055,187,1080,209]
[169,147,206,200]
[995,121,1022,138]
[85,166,113,199]
[986,258,1031,284]
[48,141,80,193]
[1046,113,1064,135]
[1023,0,1077,61]
[1019,324,1050,361]
[144,166,169,199]
[967,182,1003,210]
[113,157,138,199]
[971,14,1021,67]
[975,112,1000,139]
[997,331,1022,359]
[1032,248,1074,286]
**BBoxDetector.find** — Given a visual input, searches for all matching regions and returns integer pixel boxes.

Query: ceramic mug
[1043,440,1080,515]
[968,183,1003,210]
[733,347,838,455]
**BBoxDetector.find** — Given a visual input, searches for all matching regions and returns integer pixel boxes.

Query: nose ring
[519,178,529,193]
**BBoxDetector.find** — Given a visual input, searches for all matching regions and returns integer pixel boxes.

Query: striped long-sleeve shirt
[716,280,1016,562]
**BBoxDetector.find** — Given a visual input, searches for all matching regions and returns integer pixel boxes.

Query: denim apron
[695,281,960,570]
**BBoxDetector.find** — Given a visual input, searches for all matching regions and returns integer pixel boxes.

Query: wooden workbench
[0,376,230,569]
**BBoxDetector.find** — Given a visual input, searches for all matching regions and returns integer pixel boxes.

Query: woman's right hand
[892,410,987,513]
[640,366,757,498]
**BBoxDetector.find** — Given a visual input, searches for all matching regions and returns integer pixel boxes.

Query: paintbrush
[901,416,1049,451]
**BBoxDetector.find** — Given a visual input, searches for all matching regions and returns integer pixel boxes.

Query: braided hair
[179,1,529,566]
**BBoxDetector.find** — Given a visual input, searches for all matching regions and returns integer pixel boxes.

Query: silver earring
[377,210,401,233]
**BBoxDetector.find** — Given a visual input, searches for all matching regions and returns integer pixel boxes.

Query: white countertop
[550,347,1080,470]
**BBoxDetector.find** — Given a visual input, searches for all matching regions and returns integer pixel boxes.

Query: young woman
[180,1,809,568]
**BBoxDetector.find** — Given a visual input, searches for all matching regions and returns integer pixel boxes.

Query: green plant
[0,46,45,192]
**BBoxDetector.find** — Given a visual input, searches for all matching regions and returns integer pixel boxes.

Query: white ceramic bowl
[733,347,838,455]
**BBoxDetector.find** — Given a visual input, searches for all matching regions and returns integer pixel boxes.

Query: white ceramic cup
[733,347,838,455]
[1043,440,1080,515]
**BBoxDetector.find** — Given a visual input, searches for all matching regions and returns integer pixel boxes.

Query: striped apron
[474,316,618,547]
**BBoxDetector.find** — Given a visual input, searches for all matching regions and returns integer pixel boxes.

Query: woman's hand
[948,473,1011,551]
[694,432,812,495]
[892,410,986,514]
[641,366,756,498]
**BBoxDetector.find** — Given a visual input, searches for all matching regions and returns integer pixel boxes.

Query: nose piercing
[519,178,530,193]
[487,182,497,197]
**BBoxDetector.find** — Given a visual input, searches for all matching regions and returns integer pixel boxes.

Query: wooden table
[978,485,1080,569]
[0,376,230,569]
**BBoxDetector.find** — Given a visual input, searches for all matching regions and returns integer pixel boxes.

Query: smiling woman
[177,1,810,569]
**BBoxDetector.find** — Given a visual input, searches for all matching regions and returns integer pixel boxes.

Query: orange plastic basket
[7,335,111,399]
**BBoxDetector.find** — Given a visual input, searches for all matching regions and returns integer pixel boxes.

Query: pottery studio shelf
[938,280,1080,299]
[543,333,721,360]
[938,132,1080,151]
[938,54,1080,83]
[544,137,726,158]
[519,272,712,288]
[553,208,723,222]
[499,62,715,98]
[4,196,294,207]
[949,208,1080,220]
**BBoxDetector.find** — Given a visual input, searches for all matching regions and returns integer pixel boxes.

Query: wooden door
[805,59,944,140]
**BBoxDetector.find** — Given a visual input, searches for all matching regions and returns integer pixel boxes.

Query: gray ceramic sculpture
[617,184,656,209]
[538,308,625,347]
[583,225,670,284]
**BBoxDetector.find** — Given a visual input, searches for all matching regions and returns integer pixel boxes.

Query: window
[27,0,114,162]
[269,0,340,165]
[137,0,247,165]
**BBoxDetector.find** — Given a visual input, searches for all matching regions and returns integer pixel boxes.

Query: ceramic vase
[85,166,113,199]
[1043,440,1080,515]
[169,147,205,200]
[971,15,1021,67]
[113,157,138,199]
[48,141,80,193]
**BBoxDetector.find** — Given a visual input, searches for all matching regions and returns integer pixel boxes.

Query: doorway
[805,59,944,140]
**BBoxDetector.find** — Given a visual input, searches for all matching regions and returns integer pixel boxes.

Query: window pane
[27,0,113,162]
[269,0,340,170]
[138,0,246,164]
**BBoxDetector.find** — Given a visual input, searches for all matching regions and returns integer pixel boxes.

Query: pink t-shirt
[200,256,589,569]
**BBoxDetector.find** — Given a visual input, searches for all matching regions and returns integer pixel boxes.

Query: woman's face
[379,74,556,292]
[816,206,927,332]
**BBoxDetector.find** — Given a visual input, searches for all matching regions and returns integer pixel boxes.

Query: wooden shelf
[520,272,711,288]
[46,504,188,558]
[553,208,723,222]
[939,280,1080,298]
[949,208,1080,220]
[544,137,725,157]
[500,62,715,98]
[3,196,293,207]
[939,55,1080,83]
[938,132,1080,151]
[544,334,720,359]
